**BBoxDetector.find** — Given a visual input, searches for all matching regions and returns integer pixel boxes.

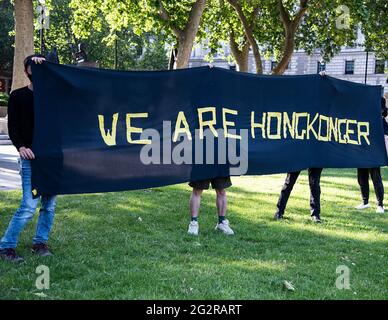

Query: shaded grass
[0,168,387,300]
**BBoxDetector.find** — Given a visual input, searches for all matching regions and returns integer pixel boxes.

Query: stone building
[189,40,388,96]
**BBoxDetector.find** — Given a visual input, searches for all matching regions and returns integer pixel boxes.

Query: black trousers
[276,168,323,217]
[357,168,384,206]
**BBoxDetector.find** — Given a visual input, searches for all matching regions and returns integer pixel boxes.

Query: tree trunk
[12,0,34,91]
[175,0,207,69]
[175,35,194,69]
[272,0,308,75]
[272,29,295,75]
[229,33,250,72]
[227,0,262,74]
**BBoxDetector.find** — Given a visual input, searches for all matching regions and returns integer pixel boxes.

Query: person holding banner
[384,97,388,160]
[187,178,235,236]
[0,55,57,263]
[274,169,323,223]
[355,97,387,214]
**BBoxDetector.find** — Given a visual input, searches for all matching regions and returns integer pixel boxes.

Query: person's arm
[7,93,23,150]
[7,93,35,159]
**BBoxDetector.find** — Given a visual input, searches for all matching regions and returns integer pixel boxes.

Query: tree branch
[183,0,207,37]
[278,0,291,26]
[273,0,309,74]
[293,0,308,28]
[227,0,263,73]
[174,0,207,68]
[229,31,250,72]
[158,0,183,38]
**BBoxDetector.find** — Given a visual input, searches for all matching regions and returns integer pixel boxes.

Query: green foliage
[359,0,388,59]
[136,38,169,70]
[204,0,386,69]
[0,0,14,71]
[2,0,386,73]
[31,0,168,70]
[296,0,359,62]
[0,92,9,106]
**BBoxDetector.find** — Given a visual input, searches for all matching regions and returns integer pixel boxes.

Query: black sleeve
[7,92,24,150]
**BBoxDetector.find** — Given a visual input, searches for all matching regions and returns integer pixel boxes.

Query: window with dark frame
[271,61,277,71]
[375,59,385,74]
[317,61,326,73]
[345,60,355,75]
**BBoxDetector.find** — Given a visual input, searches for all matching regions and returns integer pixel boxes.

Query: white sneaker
[215,219,235,235]
[355,203,370,210]
[188,221,199,236]
[376,206,385,214]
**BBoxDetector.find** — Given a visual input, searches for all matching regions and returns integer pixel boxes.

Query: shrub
[0,92,9,106]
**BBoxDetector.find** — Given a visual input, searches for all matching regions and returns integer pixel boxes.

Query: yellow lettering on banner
[126,113,151,145]
[294,112,308,139]
[338,119,348,144]
[98,113,119,146]
[358,122,370,145]
[198,107,218,139]
[346,120,359,145]
[251,112,267,139]
[173,111,192,142]
[307,113,319,139]
[318,115,330,141]
[329,117,338,142]
[283,112,295,138]
[222,108,241,139]
[267,112,282,139]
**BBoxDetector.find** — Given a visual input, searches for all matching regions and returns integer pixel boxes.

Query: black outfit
[357,168,384,206]
[355,98,386,207]
[276,168,323,217]
[7,86,34,150]
[189,177,232,190]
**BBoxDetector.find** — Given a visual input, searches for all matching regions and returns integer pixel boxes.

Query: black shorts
[189,177,232,190]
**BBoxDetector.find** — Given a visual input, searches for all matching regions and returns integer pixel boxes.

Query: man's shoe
[274,212,283,220]
[355,203,370,210]
[311,215,322,223]
[188,221,199,236]
[376,206,385,214]
[0,248,24,263]
[215,219,235,235]
[32,243,53,257]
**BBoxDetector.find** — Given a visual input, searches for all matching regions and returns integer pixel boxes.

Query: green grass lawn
[0,168,387,300]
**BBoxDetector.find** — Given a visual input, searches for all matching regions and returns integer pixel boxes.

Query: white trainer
[215,219,234,235]
[355,203,370,210]
[376,206,385,214]
[188,221,199,236]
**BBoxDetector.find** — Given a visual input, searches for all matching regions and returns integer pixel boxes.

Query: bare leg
[190,188,203,219]
[216,189,227,217]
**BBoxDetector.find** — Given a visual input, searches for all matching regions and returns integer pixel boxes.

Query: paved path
[0,145,21,191]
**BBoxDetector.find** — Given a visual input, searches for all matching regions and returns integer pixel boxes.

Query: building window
[345,60,355,75]
[271,61,277,71]
[317,61,326,73]
[229,64,236,71]
[375,59,385,74]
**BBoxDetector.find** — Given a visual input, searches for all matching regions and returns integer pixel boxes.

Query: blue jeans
[0,159,56,249]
